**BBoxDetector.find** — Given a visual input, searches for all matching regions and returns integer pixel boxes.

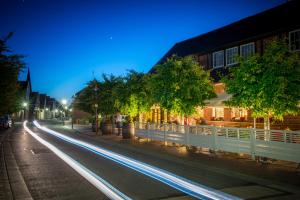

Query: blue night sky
[1,0,285,101]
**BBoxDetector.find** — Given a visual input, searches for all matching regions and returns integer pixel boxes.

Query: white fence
[134,122,300,163]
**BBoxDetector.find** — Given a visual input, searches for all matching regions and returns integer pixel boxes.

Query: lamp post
[22,102,28,121]
[95,103,98,135]
[70,108,73,129]
[93,80,99,135]
[61,99,67,126]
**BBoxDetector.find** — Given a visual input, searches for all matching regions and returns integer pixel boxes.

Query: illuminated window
[226,47,238,66]
[213,50,224,68]
[212,107,224,119]
[289,29,300,51]
[240,43,255,59]
[231,108,247,120]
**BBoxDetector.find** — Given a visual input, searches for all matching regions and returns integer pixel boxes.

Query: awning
[205,92,232,107]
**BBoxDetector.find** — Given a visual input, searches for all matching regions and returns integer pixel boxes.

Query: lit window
[212,107,224,119]
[289,29,300,51]
[231,108,247,120]
[226,47,238,66]
[213,50,224,68]
[240,43,255,59]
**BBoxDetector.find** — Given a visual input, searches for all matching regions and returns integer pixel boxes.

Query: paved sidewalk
[0,127,32,200]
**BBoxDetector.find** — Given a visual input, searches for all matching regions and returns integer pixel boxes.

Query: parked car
[0,115,12,129]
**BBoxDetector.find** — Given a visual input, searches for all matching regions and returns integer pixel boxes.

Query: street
[1,121,300,200]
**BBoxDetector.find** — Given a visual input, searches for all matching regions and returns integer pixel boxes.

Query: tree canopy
[0,33,25,115]
[116,70,152,122]
[223,40,300,121]
[74,79,101,115]
[150,55,216,116]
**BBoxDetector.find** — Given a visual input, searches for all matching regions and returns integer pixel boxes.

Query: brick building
[146,0,300,130]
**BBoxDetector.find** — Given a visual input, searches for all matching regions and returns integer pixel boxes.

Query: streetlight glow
[62,99,67,105]
[23,102,28,107]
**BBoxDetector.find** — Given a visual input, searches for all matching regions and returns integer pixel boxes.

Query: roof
[156,0,300,65]
[39,94,47,109]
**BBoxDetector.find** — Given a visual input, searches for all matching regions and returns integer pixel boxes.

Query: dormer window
[240,43,255,59]
[226,47,238,66]
[213,50,224,68]
[289,29,300,52]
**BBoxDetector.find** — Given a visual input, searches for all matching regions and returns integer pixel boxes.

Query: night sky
[1,0,285,101]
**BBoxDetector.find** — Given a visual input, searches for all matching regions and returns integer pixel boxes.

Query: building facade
[146,1,300,130]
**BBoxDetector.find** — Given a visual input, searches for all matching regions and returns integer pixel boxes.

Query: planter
[122,123,135,139]
[101,121,113,135]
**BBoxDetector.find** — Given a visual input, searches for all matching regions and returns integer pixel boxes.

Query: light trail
[33,120,241,200]
[23,121,131,200]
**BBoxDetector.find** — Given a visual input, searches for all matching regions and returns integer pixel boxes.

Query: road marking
[23,121,131,200]
[33,120,241,200]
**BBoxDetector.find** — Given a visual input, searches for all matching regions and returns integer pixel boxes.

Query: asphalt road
[1,123,300,200]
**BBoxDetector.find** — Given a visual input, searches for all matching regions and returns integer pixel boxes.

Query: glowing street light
[23,102,28,107]
[62,99,67,105]
[55,109,58,113]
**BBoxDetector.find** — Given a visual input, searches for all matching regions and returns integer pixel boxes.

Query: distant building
[147,0,300,130]
[15,69,32,121]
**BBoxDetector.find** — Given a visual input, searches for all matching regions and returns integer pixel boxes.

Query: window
[289,29,300,51]
[226,47,238,66]
[213,50,224,68]
[231,108,247,121]
[212,107,224,120]
[240,43,255,59]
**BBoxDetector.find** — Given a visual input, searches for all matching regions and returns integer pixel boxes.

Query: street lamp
[61,99,67,125]
[22,102,28,121]
[69,108,73,129]
[93,80,99,135]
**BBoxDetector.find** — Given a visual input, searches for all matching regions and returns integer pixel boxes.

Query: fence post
[147,122,150,142]
[213,127,217,151]
[164,123,167,145]
[250,128,256,160]
[185,125,190,146]
[283,130,287,143]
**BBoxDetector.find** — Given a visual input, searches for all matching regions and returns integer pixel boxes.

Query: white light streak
[33,120,241,200]
[23,121,131,200]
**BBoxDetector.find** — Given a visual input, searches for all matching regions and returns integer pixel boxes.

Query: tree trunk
[253,118,256,129]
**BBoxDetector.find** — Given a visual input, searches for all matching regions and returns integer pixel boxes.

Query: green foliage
[223,40,300,120]
[98,74,123,115]
[74,79,101,114]
[150,55,216,116]
[116,70,152,122]
[0,33,25,115]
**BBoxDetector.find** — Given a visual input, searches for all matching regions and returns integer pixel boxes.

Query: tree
[223,40,300,130]
[150,55,216,122]
[116,70,152,123]
[0,33,25,115]
[74,79,101,115]
[98,74,124,117]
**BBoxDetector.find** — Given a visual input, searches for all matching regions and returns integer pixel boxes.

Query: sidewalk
[56,124,300,189]
[0,126,32,200]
